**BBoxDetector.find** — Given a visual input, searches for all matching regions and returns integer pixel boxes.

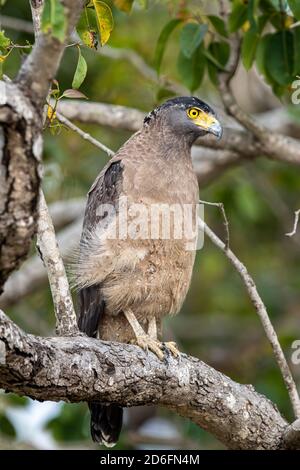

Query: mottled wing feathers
[77,159,124,337]
[83,160,124,233]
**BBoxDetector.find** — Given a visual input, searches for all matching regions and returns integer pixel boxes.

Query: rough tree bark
[0,0,84,293]
[0,308,296,450]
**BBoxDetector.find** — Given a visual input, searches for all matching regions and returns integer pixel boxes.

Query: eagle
[75,96,222,446]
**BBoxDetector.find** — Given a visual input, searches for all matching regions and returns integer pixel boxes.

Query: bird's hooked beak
[194,113,223,140]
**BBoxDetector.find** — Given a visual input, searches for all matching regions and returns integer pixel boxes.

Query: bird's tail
[89,402,123,447]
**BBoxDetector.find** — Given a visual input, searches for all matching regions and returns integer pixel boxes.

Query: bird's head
[144,96,222,145]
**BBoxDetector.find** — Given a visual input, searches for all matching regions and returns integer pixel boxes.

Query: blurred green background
[0,0,299,450]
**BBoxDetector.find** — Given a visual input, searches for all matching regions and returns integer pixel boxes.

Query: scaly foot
[133,334,164,360]
[163,341,180,358]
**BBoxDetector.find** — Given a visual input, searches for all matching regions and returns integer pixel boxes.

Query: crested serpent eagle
[75,96,222,446]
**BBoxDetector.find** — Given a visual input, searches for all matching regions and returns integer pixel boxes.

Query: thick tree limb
[0,1,84,292]
[0,308,292,450]
[0,82,42,292]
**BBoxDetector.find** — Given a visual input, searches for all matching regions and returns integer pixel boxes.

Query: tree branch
[0,83,42,292]
[198,216,300,419]
[36,191,79,336]
[56,111,114,157]
[0,308,292,450]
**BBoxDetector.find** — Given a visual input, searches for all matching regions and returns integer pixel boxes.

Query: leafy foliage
[152,0,300,95]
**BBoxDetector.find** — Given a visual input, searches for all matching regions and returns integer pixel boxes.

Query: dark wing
[77,160,124,337]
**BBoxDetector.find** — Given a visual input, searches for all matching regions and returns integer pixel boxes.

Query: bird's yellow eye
[187,108,200,119]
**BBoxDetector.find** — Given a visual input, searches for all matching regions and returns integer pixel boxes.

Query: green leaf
[206,41,230,86]
[247,0,260,28]
[0,30,10,52]
[288,0,300,20]
[204,41,230,70]
[72,47,87,89]
[41,0,67,43]
[180,22,208,59]
[242,27,260,70]
[177,45,206,92]
[76,8,98,48]
[207,15,228,37]
[228,2,248,32]
[266,31,294,85]
[91,1,114,46]
[113,0,134,13]
[154,18,182,74]
[256,33,272,78]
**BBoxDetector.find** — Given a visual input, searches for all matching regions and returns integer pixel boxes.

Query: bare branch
[29,0,43,39]
[56,111,114,157]
[198,216,300,419]
[286,209,300,238]
[36,192,79,336]
[199,199,230,249]
[0,308,291,450]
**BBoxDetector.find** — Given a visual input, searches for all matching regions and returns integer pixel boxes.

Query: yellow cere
[187,107,216,129]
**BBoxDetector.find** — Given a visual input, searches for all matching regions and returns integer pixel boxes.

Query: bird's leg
[148,317,180,358]
[148,316,157,340]
[123,309,164,360]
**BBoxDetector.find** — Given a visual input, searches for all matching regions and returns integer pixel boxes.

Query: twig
[198,216,300,419]
[286,209,300,238]
[29,0,43,39]
[199,199,230,249]
[56,111,114,157]
[36,191,79,336]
